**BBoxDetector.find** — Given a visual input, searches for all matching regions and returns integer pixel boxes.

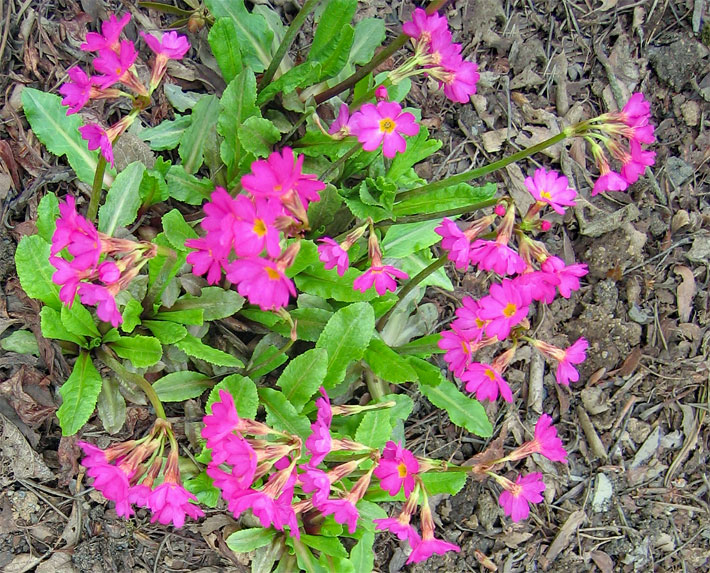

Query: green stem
[364,368,388,402]
[86,155,108,222]
[320,142,361,181]
[376,255,448,330]
[258,0,323,90]
[245,338,295,377]
[97,346,167,420]
[397,129,572,202]
[142,246,177,314]
[376,197,498,227]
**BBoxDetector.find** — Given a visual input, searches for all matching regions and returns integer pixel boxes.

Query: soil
[1,0,709,572]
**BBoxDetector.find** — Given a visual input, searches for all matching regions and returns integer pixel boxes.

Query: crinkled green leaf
[393,182,497,216]
[227,529,277,553]
[276,348,328,412]
[176,333,244,367]
[386,126,442,182]
[184,471,221,508]
[57,352,102,436]
[165,165,215,204]
[153,371,212,402]
[381,219,447,259]
[363,338,418,383]
[355,409,393,449]
[61,301,101,339]
[207,373,258,419]
[141,115,192,150]
[120,297,143,333]
[162,209,199,251]
[238,116,280,158]
[97,375,126,434]
[419,472,468,496]
[36,193,59,242]
[179,95,220,174]
[40,307,86,346]
[259,388,311,440]
[16,235,61,310]
[143,320,188,344]
[208,18,243,83]
[109,335,163,368]
[218,69,259,177]
[170,287,244,321]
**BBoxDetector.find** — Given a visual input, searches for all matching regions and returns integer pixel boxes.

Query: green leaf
[184,471,221,507]
[205,0,274,72]
[395,333,443,357]
[36,193,59,242]
[98,162,145,235]
[154,308,204,325]
[419,472,468,496]
[355,409,393,449]
[393,182,497,216]
[162,209,198,251]
[218,69,259,176]
[386,126,442,182]
[40,307,86,346]
[96,375,126,434]
[256,61,321,106]
[276,348,328,412]
[208,18,243,83]
[350,18,385,65]
[315,302,375,388]
[0,330,39,356]
[259,388,311,440]
[16,235,61,310]
[249,339,288,378]
[381,219,447,258]
[309,0,356,79]
[292,539,327,573]
[21,88,105,185]
[398,249,453,291]
[109,335,163,368]
[176,333,244,367]
[179,94,220,174]
[208,373,258,419]
[349,531,374,571]
[410,357,492,437]
[120,297,143,333]
[238,116,280,158]
[153,371,212,402]
[301,534,347,559]
[171,287,244,321]
[362,338,418,383]
[240,307,332,342]
[138,168,169,207]
[295,266,379,303]
[57,352,103,436]
[165,165,215,204]
[141,115,192,150]
[307,184,343,231]
[143,320,188,344]
[227,529,277,553]
[61,302,101,339]
[355,499,387,532]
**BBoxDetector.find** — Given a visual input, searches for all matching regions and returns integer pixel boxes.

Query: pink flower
[374,517,419,542]
[78,441,108,466]
[225,257,296,310]
[478,280,530,340]
[319,498,360,534]
[59,67,95,114]
[592,167,628,196]
[540,256,588,298]
[374,441,419,498]
[374,85,389,100]
[452,297,488,342]
[149,482,204,528]
[524,168,577,215]
[127,484,152,507]
[435,218,470,270]
[498,473,546,522]
[79,123,114,167]
[406,498,460,564]
[318,237,350,276]
[461,362,513,403]
[531,414,568,462]
[98,261,120,284]
[469,239,526,276]
[306,388,332,467]
[353,264,409,295]
[78,283,122,327]
[329,104,353,137]
[230,195,282,258]
[438,327,475,378]
[207,465,248,506]
[621,140,656,184]
[92,40,138,89]
[621,92,651,127]
[512,271,559,305]
[202,389,242,449]
[140,30,190,59]
[439,56,480,103]
[298,466,331,505]
[81,13,131,52]
[185,236,231,285]
[51,257,89,305]
[51,195,102,270]
[219,436,258,487]
[350,101,420,158]
[402,8,449,44]
[532,337,588,385]
[79,442,133,517]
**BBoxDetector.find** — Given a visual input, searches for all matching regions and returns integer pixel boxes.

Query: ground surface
[0,0,709,572]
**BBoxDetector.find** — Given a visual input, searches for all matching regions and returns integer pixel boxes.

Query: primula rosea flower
[79,441,133,517]
[350,101,419,158]
[540,256,588,298]
[319,498,360,534]
[406,495,460,564]
[402,8,449,44]
[621,140,656,184]
[438,327,475,378]
[513,271,559,305]
[81,13,131,52]
[435,218,470,270]
[299,466,331,505]
[329,103,353,137]
[59,67,95,114]
[230,195,282,258]
[469,239,526,276]
[438,56,480,103]
[79,123,115,167]
[514,414,568,462]
[184,236,230,285]
[51,195,102,269]
[77,283,122,327]
[305,390,333,467]
[451,297,489,342]
[524,168,577,215]
[498,473,546,522]
[478,280,530,340]
[592,163,628,196]
[532,338,588,385]
[148,452,204,528]
[374,485,421,541]
[461,362,513,403]
[317,237,350,276]
[353,264,409,296]
[226,257,296,311]
[92,39,138,89]
[141,30,190,59]
[202,389,242,449]
[374,441,419,498]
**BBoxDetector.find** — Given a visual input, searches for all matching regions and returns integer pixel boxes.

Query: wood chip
[542,509,586,567]
[674,265,696,323]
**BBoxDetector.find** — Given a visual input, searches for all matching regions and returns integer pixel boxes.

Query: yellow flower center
[379,118,396,133]
[265,267,280,280]
[484,368,496,381]
[253,218,267,237]
[397,462,408,478]
[460,340,470,355]
[502,302,517,318]
[475,318,486,328]
[540,190,552,199]
[115,67,123,75]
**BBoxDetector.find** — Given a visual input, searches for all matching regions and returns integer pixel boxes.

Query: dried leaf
[591,550,614,573]
[542,510,586,567]
[674,266,696,323]
[0,413,52,480]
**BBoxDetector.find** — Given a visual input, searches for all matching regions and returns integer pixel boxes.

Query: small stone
[671,209,690,232]
[581,387,610,415]
[680,100,700,126]
[686,234,710,263]
[627,418,652,444]
[591,473,613,513]
[666,157,694,186]
[649,37,710,90]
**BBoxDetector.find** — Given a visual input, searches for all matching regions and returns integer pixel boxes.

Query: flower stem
[86,155,107,222]
[364,368,388,402]
[97,346,167,420]
[258,0,323,90]
[396,129,572,202]
[376,255,448,330]
[377,197,498,227]
[320,142,361,181]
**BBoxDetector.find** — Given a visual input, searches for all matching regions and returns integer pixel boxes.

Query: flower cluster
[186,147,325,310]
[78,419,203,527]
[317,222,409,296]
[50,196,157,326]
[401,8,480,103]
[59,13,189,166]
[436,169,588,403]
[577,92,656,195]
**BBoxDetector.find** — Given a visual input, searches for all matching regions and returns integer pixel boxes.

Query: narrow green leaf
[138,168,169,207]
[57,352,103,436]
[140,115,192,150]
[259,388,311,440]
[217,69,258,176]
[143,320,188,344]
[61,302,101,339]
[276,348,328,412]
[98,162,145,235]
[109,335,163,368]
[395,333,444,357]
[227,528,277,553]
[238,116,280,158]
[153,371,212,402]
[207,373,258,419]
[162,209,198,251]
[21,88,104,185]
[393,182,497,216]
[178,95,220,174]
[349,18,385,65]
[0,330,39,356]
[362,338,418,383]
[256,61,321,106]
[292,539,327,573]
[381,219,446,259]
[170,287,244,321]
[97,375,126,434]
[36,193,59,242]
[176,333,244,367]
[309,0,356,61]
[15,235,61,310]
[240,307,332,342]
[315,302,375,388]
[154,308,204,325]
[165,165,215,204]
[208,18,243,83]
[40,307,86,346]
